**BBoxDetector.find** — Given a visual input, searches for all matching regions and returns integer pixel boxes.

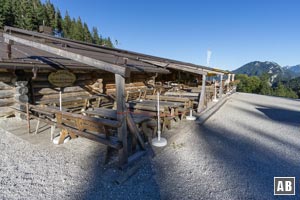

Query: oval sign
[48,70,76,87]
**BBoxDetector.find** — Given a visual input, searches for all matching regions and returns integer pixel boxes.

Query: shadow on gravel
[196,122,300,200]
[256,107,300,126]
[77,148,160,200]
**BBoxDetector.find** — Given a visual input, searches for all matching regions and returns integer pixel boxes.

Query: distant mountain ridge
[233,61,300,82]
[283,65,300,73]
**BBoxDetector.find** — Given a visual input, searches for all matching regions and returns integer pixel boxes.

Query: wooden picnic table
[83,107,154,144]
[83,107,151,125]
[164,91,199,97]
[127,99,186,130]
[145,95,192,108]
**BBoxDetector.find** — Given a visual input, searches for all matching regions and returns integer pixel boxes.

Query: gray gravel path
[1,92,300,199]
[153,93,300,199]
[0,123,159,200]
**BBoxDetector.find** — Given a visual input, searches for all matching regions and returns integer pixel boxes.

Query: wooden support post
[4,38,13,59]
[227,74,231,93]
[26,103,30,134]
[219,74,223,98]
[115,74,128,166]
[232,74,235,82]
[197,74,206,113]
[126,113,146,150]
[6,44,11,59]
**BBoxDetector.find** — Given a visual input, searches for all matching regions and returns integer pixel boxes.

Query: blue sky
[46,0,300,70]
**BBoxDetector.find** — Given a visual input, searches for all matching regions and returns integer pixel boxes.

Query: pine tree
[33,0,46,28]
[106,37,113,48]
[0,0,115,48]
[54,8,62,32]
[44,0,55,28]
[0,0,6,28]
[62,11,72,38]
[17,0,35,30]
[0,0,14,28]
[83,22,92,43]
[92,26,101,44]
[72,17,84,41]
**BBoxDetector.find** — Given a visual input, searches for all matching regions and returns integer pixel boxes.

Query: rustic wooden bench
[26,105,122,149]
[55,111,121,148]
[83,107,149,150]
[127,100,184,131]
[36,95,104,113]
[145,95,192,108]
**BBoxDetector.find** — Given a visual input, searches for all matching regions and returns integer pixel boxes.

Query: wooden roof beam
[3,33,130,77]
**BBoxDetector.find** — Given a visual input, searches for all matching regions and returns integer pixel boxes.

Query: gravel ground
[0,121,160,200]
[153,93,300,199]
[0,92,300,199]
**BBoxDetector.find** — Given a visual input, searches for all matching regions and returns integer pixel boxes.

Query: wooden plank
[57,124,121,149]
[0,90,15,98]
[0,107,15,117]
[31,105,121,128]
[0,82,13,90]
[34,91,91,101]
[0,98,15,107]
[127,102,165,112]
[115,74,128,166]
[84,108,117,119]
[126,113,146,150]
[33,86,87,95]
[164,91,199,97]
[3,33,131,77]
[33,73,93,81]
[145,95,190,103]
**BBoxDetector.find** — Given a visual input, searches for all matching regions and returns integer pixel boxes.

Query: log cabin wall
[0,70,16,117]
[32,71,97,104]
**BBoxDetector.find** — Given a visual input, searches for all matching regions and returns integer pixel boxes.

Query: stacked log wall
[31,71,104,104]
[0,71,16,117]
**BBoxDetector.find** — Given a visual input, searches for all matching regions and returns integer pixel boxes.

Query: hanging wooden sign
[48,70,76,87]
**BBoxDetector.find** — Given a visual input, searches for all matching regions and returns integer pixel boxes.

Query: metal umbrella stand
[152,92,167,147]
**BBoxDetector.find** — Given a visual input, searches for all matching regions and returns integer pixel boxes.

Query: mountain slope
[233,61,300,82]
[233,61,284,82]
[283,65,300,73]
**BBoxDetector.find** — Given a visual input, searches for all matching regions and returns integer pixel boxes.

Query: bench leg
[50,125,55,141]
[35,119,40,135]
[58,129,68,145]
[104,146,114,164]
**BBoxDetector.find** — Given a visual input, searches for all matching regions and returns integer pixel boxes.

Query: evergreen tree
[17,0,35,30]
[0,0,14,28]
[54,8,62,32]
[259,73,273,95]
[106,36,113,48]
[72,17,84,41]
[83,22,92,43]
[32,0,46,27]
[44,0,55,28]
[62,11,72,38]
[274,82,286,97]
[0,0,114,47]
[92,26,101,44]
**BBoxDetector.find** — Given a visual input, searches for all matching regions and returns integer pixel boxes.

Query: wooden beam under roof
[138,59,209,75]
[3,26,227,75]
[3,33,131,77]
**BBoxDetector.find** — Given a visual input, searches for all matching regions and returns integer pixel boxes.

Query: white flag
[207,49,212,67]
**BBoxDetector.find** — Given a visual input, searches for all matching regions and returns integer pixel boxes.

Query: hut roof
[2,26,230,76]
